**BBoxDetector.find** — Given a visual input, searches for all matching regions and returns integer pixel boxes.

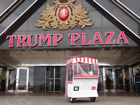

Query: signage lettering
[6,35,16,47]
[53,34,63,46]
[6,31,129,47]
[39,34,52,46]
[68,33,80,46]
[81,33,91,45]
[116,32,129,44]
[105,32,115,44]
[92,32,104,45]
[17,35,27,47]
[28,35,38,47]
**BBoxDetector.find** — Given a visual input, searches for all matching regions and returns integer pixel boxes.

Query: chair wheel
[69,98,75,103]
[90,97,96,102]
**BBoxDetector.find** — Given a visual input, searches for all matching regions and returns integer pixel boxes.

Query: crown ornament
[36,0,93,30]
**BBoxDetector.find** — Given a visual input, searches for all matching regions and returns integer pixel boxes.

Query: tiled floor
[0,92,139,105]
[0,92,137,96]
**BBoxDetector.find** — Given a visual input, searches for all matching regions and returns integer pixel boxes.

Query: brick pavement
[0,96,139,105]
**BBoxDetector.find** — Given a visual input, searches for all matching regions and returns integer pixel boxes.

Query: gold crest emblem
[35,0,93,30]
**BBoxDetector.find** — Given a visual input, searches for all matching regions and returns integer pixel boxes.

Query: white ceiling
[0,47,139,67]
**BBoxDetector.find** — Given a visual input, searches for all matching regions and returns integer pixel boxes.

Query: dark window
[68,63,73,81]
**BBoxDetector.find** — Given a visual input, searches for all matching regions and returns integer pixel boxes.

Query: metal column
[122,69,126,91]
[112,69,115,92]
[6,69,9,91]
[103,67,106,91]
[54,67,55,92]
[129,67,133,92]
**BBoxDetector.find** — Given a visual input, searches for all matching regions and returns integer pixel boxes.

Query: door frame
[103,67,126,92]
[7,67,29,92]
[16,67,29,92]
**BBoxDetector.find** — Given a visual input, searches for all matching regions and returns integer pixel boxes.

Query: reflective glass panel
[105,69,113,90]
[68,63,73,81]
[0,68,2,89]
[1,70,7,91]
[55,67,60,78]
[115,69,123,90]
[61,67,66,92]
[92,65,97,75]
[28,68,34,91]
[8,70,16,90]
[98,68,103,91]
[55,79,60,91]
[34,67,45,92]
[75,63,97,76]
[47,67,54,78]
[18,69,27,90]
[47,79,54,91]
[125,69,130,91]
[46,66,62,92]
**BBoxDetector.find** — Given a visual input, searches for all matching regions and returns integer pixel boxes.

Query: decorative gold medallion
[35,0,93,30]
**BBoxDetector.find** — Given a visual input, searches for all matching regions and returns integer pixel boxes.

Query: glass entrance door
[7,68,29,92]
[105,69,113,92]
[16,68,29,92]
[46,67,61,92]
[115,69,123,91]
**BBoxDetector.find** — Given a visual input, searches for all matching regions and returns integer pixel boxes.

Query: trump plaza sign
[6,31,129,48]
[3,0,133,48]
